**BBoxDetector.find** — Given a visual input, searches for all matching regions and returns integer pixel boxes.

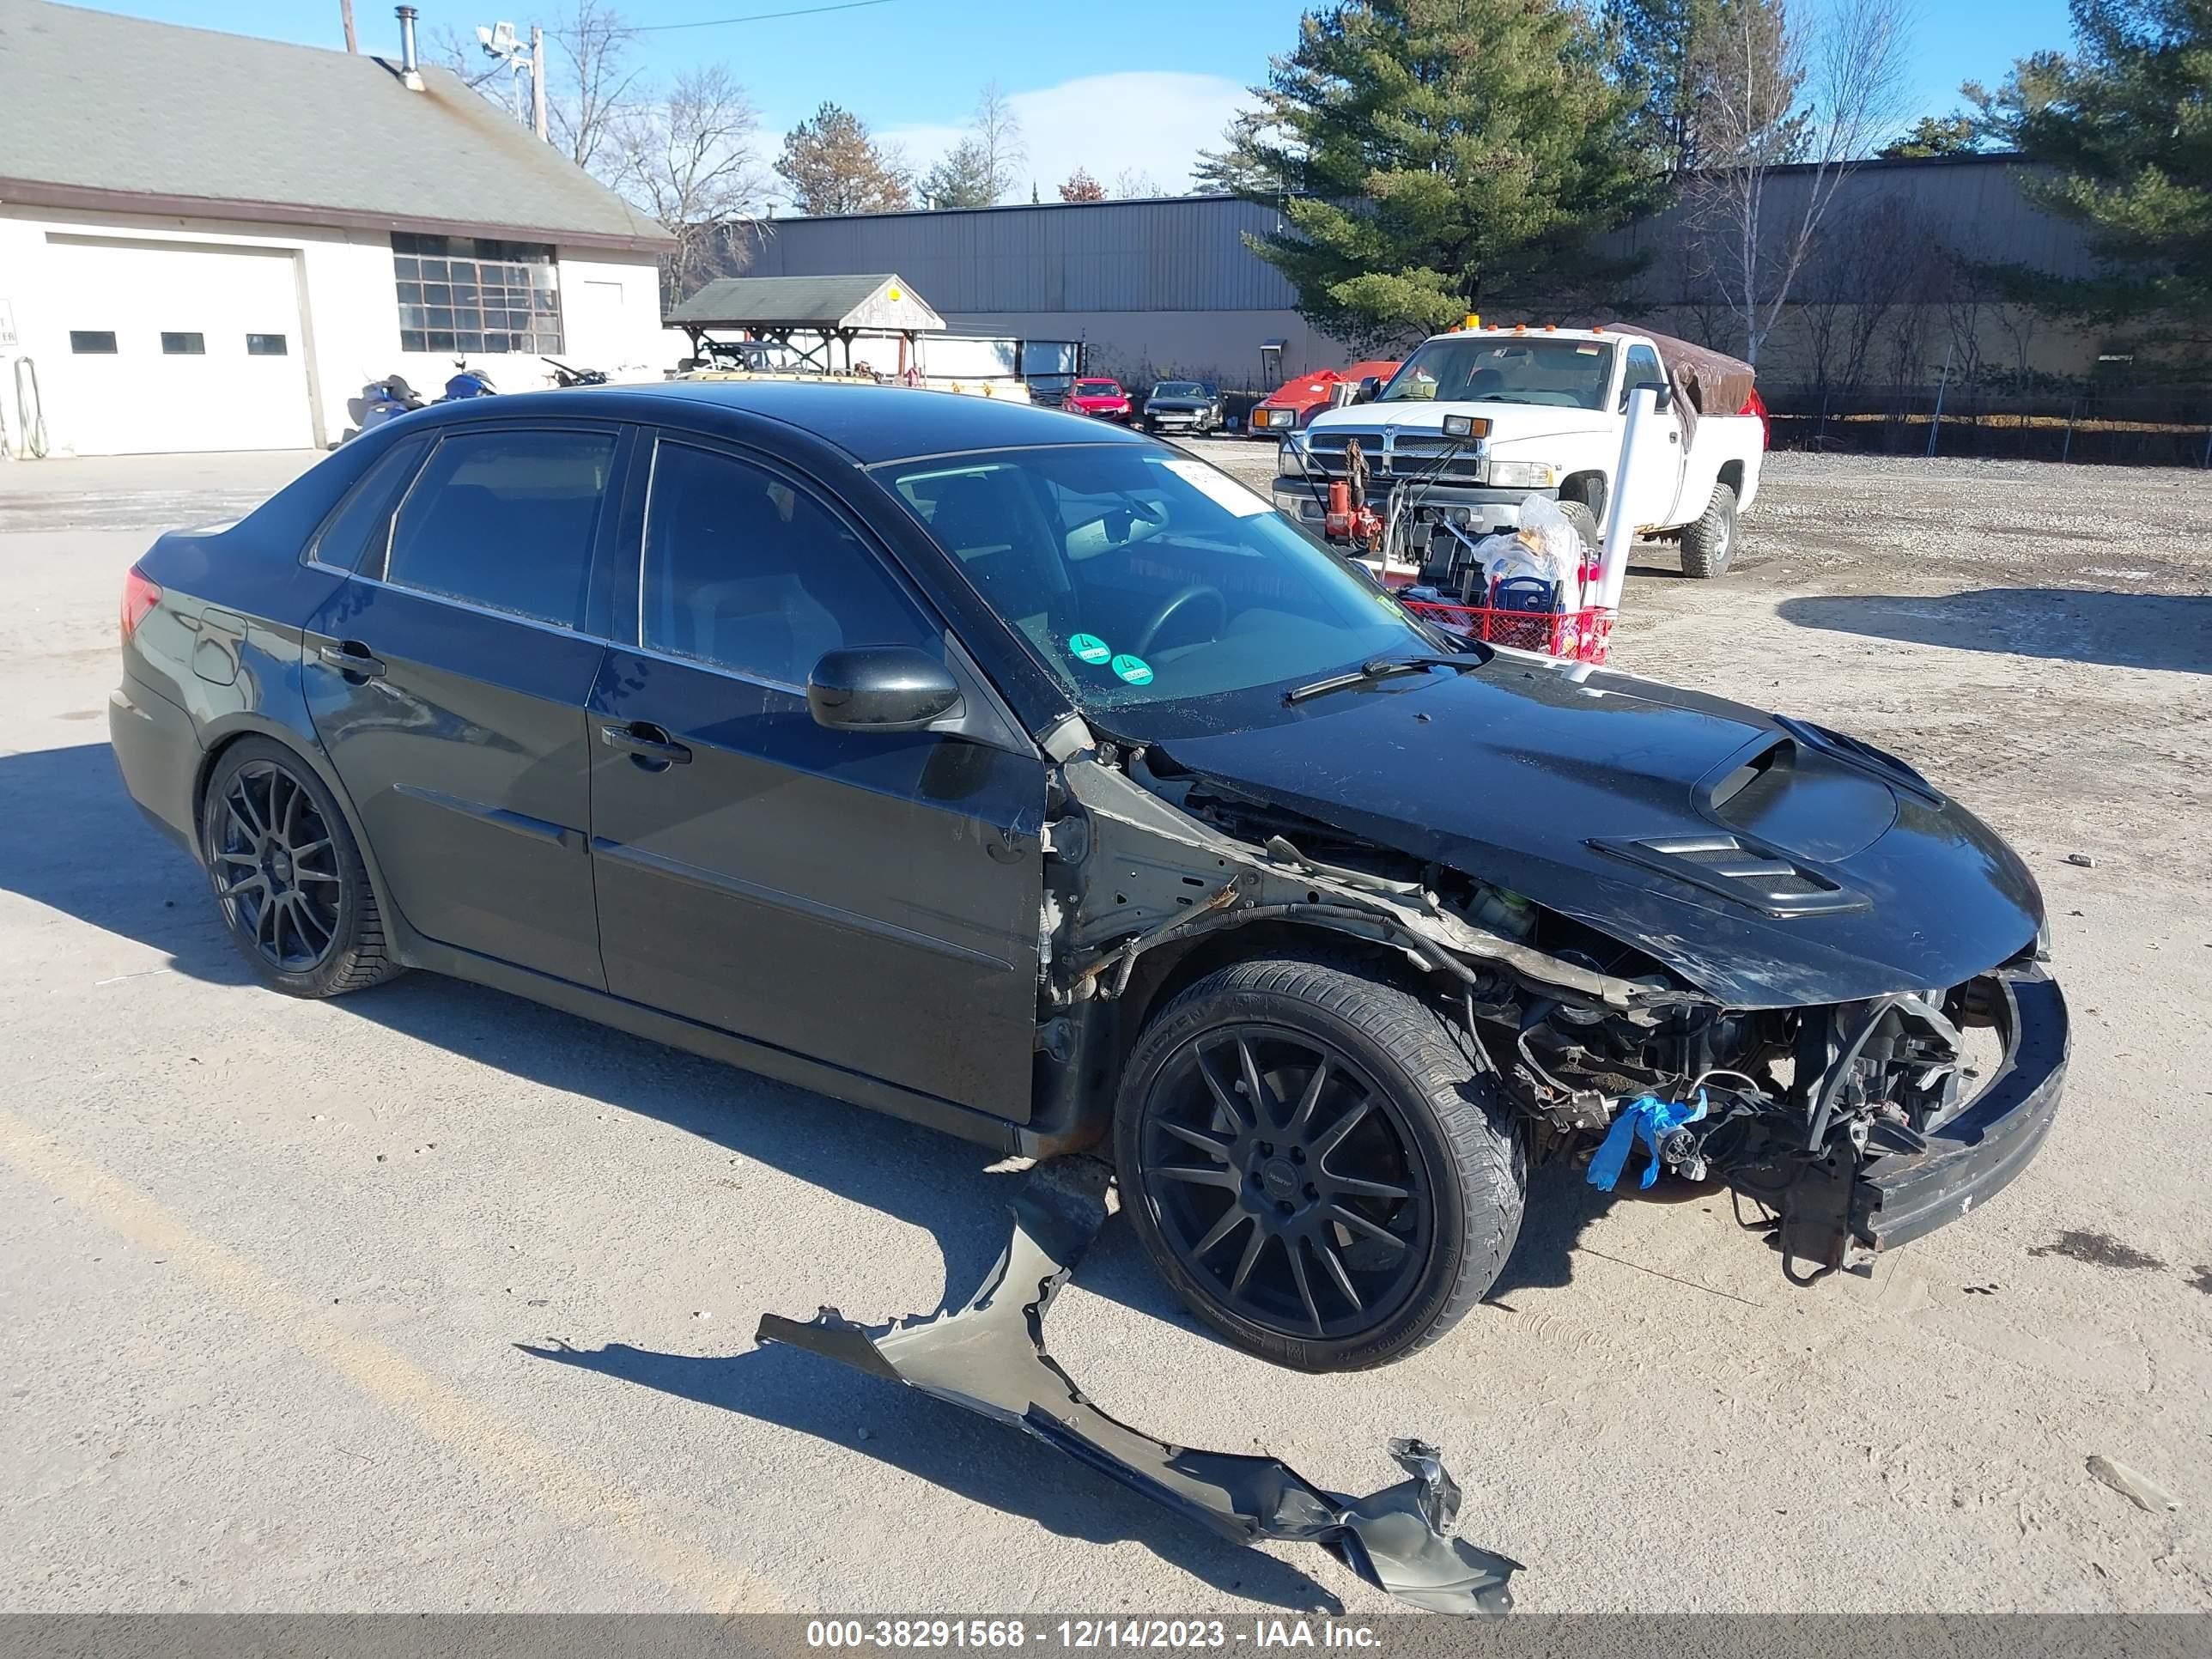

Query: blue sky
[89,0,2080,199]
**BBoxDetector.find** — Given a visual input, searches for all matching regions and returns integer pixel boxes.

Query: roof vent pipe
[395,5,423,90]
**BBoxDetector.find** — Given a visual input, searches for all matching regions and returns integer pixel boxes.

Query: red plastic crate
[1403,600,1615,665]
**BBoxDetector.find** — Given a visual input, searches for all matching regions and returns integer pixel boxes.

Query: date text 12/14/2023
[805,1620,1386,1650]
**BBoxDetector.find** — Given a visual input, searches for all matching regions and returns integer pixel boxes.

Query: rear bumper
[109,676,202,858]
[1852,968,2069,1249]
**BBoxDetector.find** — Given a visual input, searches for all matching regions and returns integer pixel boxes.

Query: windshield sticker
[1156,456,1272,517]
[1109,653,1154,686]
[1067,633,1112,665]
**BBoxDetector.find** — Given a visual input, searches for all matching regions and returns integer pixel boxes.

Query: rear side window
[385,428,616,628]
[308,437,428,571]
[640,440,932,688]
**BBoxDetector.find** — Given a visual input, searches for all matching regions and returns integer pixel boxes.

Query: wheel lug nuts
[1304,1184,1318,1200]
[1276,1200,1292,1215]
[1290,1147,1305,1163]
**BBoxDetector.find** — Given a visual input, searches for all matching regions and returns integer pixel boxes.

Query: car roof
[398,380,1150,465]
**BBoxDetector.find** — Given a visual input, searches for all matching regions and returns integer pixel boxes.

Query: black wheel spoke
[1158,1121,1232,1162]
[1285,1239,1323,1334]
[295,867,341,884]
[1325,1202,1408,1250]
[211,761,343,975]
[1194,1045,1252,1134]
[279,773,303,842]
[1229,1227,1270,1295]
[1154,1164,1239,1191]
[1312,1233,1364,1311]
[1328,1173,1413,1203]
[215,848,258,869]
[1190,1205,1252,1260]
[290,836,331,862]
[1309,1097,1372,1163]
[1285,1060,1328,1137]
[292,895,335,950]
[1234,1036,1276,1129]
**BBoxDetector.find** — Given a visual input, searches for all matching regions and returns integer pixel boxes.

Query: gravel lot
[2,444,2208,1618]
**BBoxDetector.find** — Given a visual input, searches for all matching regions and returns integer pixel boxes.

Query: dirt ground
[1,444,2208,1618]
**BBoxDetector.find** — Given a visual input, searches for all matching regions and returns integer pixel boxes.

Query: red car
[1248,359,1402,434]
[1062,378,1133,422]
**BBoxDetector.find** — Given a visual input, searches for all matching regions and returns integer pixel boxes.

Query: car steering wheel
[1133,584,1227,658]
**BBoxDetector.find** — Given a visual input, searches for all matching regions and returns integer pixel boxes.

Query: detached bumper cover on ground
[756,1161,1520,1616]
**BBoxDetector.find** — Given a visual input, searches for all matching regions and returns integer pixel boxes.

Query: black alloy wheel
[209,758,343,972]
[200,738,399,999]
[1116,956,1525,1371]
[1139,1024,1432,1341]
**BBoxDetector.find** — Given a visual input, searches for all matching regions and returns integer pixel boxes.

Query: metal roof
[666,274,945,331]
[0,0,672,252]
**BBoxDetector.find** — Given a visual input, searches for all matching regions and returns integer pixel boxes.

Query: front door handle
[319,641,386,678]
[599,720,691,767]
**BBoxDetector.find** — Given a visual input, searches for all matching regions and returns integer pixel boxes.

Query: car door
[1617,340,1688,526]
[586,432,1047,1121]
[302,422,629,988]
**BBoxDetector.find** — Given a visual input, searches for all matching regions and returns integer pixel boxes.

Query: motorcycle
[543,357,609,389]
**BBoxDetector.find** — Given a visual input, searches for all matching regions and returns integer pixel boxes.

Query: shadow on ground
[516,1335,1340,1611]
[1778,588,2212,674]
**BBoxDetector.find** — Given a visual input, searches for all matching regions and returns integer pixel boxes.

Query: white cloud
[880,70,1253,201]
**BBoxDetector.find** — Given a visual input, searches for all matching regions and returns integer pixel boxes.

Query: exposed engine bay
[1032,727,2067,1282]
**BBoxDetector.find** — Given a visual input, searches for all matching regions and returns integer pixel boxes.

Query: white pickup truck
[1273,325,1765,580]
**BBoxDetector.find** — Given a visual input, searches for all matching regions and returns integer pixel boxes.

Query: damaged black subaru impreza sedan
[111,383,2067,1370]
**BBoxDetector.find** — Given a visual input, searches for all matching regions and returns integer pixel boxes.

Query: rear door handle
[319,641,386,678]
[599,720,691,766]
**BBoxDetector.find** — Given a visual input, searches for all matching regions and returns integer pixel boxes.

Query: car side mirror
[1353,376,1381,404]
[1653,382,1674,412]
[807,646,963,734]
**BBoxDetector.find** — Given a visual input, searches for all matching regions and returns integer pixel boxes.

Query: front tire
[1115,956,1525,1371]
[200,738,401,999]
[1556,497,1601,554]
[1679,482,1739,578]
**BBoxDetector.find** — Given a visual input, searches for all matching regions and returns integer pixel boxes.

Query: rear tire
[1679,482,1739,579]
[200,738,402,1000]
[1115,955,1525,1371]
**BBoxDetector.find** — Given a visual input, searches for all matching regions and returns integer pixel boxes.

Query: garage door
[45,237,315,455]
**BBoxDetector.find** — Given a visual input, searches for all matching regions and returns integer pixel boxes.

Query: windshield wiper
[1285,653,1484,705]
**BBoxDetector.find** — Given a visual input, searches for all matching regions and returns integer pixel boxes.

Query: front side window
[384,428,615,627]
[1379,337,1617,411]
[883,445,1435,725]
[641,441,933,688]
[393,231,562,356]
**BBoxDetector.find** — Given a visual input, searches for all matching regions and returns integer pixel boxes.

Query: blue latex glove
[1586,1090,1710,1192]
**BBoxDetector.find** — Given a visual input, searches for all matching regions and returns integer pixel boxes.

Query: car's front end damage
[1024,655,2068,1283]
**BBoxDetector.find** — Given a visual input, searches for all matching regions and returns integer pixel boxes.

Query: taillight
[121,567,161,644]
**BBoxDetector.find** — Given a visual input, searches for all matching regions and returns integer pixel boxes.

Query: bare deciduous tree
[611,64,770,304]
[1797,196,1940,394]
[971,81,1027,201]
[1109,167,1162,199]
[545,0,644,179]
[1686,0,1914,364]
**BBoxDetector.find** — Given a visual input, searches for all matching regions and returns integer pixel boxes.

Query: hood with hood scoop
[1147,656,2043,1008]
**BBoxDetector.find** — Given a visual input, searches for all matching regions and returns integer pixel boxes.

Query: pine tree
[1878,114,1981,158]
[1969,0,2212,364]
[775,102,911,216]
[1218,0,1661,351]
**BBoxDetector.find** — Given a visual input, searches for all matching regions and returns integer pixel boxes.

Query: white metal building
[0,0,675,458]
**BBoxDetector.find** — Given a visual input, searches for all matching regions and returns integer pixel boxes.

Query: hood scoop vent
[1589,832,1869,919]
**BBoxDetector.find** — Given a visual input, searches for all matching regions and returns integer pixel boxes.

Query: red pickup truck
[1248,359,1402,434]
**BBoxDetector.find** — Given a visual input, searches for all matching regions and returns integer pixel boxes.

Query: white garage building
[0,0,674,458]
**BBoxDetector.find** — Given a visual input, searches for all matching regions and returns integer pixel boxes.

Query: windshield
[1152,382,1204,398]
[1379,337,1616,410]
[1074,380,1120,396]
[880,444,1440,721]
